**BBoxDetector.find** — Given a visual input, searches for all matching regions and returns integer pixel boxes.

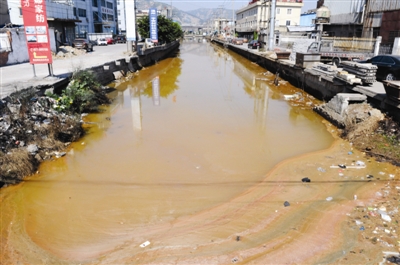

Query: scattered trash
[355,220,363,225]
[366,175,374,179]
[326,197,333,201]
[348,151,353,155]
[381,213,392,222]
[360,226,365,231]
[354,195,357,200]
[317,167,326,172]
[301,177,311,183]
[386,255,400,264]
[140,241,150,248]
[284,201,290,207]
[232,257,239,263]
[390,174,395,178]
[330,165,365,169]
[236,236,240,241]
[355,160,366,167]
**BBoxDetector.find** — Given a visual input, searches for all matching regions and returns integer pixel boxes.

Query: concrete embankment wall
[89,41,180,86]
[212,39,349,101]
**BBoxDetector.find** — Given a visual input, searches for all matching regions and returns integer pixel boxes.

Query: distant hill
[136,0,234,26]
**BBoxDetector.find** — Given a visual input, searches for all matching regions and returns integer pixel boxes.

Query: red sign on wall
[21,0,53,64]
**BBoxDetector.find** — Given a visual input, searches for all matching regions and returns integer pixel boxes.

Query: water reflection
[151,76,160,106]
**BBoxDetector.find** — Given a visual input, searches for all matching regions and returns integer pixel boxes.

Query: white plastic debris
[381,213,392,222]
[355,160,366,167]
[140,241,150,248]
[326,197,333,201]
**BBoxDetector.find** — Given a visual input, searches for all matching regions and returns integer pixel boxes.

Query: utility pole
[268,0,276,50]
[232,0,234,36]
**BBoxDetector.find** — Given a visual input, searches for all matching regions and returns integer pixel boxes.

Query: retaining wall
[224,40,349,100]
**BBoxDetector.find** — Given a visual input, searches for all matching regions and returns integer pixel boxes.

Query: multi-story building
[318,0,400,50]
[235,0,304,41]
[74,0,117,36]
[1,0,78,46]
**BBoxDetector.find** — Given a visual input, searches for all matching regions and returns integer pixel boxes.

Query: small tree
[138,15,183,44]
[253,31,258,40]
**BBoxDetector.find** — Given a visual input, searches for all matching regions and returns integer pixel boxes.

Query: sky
[156,0,319,13]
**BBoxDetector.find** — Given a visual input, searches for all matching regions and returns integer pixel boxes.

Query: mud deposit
[1,41,399,264]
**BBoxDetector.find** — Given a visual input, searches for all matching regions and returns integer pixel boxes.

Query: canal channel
[1,40,398,264]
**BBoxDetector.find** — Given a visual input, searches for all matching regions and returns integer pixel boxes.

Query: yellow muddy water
[1,41,399,264]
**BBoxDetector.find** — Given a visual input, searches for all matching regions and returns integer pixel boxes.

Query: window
[101,0,105,7]
[93,11,99,21]
[117,10,120,16]
[286,20,290,25]
[78,8,86,17]
[287,9,292,15]
[108,14,114,21]
[381,57,395,64]
[106,2,112,9]
[276,8,280,15]
[73,7,76,16]
[102,13,107,20]
[92,0,97,7]
[117,0,120,5]
[118,20,121,25]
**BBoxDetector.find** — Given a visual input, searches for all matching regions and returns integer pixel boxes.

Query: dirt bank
[0,71,111,187]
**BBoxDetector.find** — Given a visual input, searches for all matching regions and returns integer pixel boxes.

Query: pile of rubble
[312,62,378,86]
[340,61,378,85]
[53,46,88,59]
[0,88,83,186]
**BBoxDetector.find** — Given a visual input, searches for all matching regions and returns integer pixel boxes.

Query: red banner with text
[21,0,53,64]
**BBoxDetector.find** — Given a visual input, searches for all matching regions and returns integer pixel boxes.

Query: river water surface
[2,41,397,264]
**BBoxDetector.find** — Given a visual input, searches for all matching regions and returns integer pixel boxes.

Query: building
[74,0,117,36]
[235,0,304,43]
[1,0,78,46]
[317,0,400,50]
[316,0,364,37]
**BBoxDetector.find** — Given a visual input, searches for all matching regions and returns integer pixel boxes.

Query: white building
[235,0,303,42]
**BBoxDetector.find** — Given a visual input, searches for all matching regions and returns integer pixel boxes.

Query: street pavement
[0,43,133,99]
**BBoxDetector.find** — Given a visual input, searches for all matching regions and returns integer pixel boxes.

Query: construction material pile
[340,61,378,85]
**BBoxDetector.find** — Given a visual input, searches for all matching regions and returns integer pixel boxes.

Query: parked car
[248,40,261,49]
[106,38,115,45]
[113,35,126,43]
[359,55,400,81]
[232,38,244,45]
[97,38,108,46]
[72,38,93,52]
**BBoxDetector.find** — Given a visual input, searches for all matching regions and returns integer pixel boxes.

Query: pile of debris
[53,46,88,59]
[311,62,377,86]
[340,61,378,85]
[0,88,83,186]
